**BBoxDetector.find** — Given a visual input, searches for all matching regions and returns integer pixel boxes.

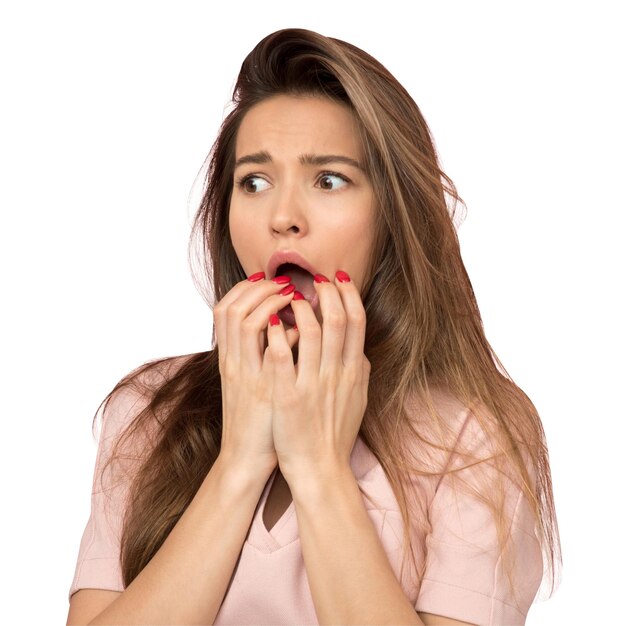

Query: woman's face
[229,94,376,324]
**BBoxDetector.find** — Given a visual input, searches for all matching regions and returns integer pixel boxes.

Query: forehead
[235,95,363,157]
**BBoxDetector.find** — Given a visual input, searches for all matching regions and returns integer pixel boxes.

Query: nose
[270,182,308,237]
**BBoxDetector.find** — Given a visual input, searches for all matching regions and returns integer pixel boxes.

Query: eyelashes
[235,171,351,194]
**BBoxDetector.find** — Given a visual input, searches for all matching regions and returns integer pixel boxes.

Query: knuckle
[263,346,274,363]
[226,303,245,322]
[300,322,321,338]
[348,309,366,329]
[272,347,293,364]
[326,310,346,329]
[240,317,257,335]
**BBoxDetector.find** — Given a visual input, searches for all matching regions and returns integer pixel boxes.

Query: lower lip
[277,293,319,326]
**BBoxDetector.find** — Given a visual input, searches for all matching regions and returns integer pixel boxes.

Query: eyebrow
[234,150,365,172]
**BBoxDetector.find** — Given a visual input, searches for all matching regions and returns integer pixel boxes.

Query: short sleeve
[415,411,543,625]
[69,383,152,600]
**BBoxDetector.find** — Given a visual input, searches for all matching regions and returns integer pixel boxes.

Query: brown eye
[237,175,269,193]
[318,172,349,191]
[243,178,257,193]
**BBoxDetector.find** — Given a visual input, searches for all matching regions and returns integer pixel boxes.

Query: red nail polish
[272,275,291,284]
[292,290,305,300]
[293,324,298,331]
[314,274,330,283]
[269,313,281,326]
[247,271,265,282]
[335,270,351,283]
[279,284,296,296]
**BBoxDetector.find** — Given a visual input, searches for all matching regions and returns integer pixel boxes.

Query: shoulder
[404,384,472,435]
[98,351,203,447]
[91,352,207,494]
[401,385,474,468]
[114,351,201,393]
[402,384,518,482]
[108,351,203,405]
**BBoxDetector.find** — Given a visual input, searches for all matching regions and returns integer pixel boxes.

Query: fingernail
[272,275,291,284]
[269,314,281,326]
[293,324,298,331]
[279,284,296,296]
[292,290,305,300]
[335,270,351,283]
[314,274,330,283]
[247,271,265,282]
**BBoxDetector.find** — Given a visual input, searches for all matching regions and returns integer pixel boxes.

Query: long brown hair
[95,27,561,603]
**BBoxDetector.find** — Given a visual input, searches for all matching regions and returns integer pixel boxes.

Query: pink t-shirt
[69,376,543,625]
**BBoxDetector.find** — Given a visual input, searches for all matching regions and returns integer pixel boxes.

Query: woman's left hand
[266,270,371,487]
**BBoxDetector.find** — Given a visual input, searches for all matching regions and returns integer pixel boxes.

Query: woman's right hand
[213,272,298,475]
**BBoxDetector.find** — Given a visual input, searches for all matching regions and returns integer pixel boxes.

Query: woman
[67,28,561,625]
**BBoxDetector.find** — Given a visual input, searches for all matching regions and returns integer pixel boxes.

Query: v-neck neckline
[262,469,293,534]
[249,466,297,552]
[245,436,379,553]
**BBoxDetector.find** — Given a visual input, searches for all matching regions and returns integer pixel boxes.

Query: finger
[333,270,367,366]
[239,285,296,370]
[214,272,265,361]
[214,273,292,371]
[290,290,321,381]
[231,282,286,370]
[259,306,300,355]
[313,274,347,372]
[267,313,297,388]
[285,326,300,351]
[259,325,299,356]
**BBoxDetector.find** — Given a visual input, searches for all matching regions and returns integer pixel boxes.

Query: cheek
[228,217,252,275]
[349,211,377,283]
[333,215,375,281]
[331,200,374,241]
[229,209,249,255]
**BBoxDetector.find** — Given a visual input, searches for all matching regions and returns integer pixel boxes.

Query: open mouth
[276,263,315,298]
[275,262,319,324]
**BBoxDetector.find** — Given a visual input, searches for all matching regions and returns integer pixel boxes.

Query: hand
[213,272,299,474]
[265,270,371,486]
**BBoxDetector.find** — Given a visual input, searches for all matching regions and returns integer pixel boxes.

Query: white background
[1,1,623,624]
